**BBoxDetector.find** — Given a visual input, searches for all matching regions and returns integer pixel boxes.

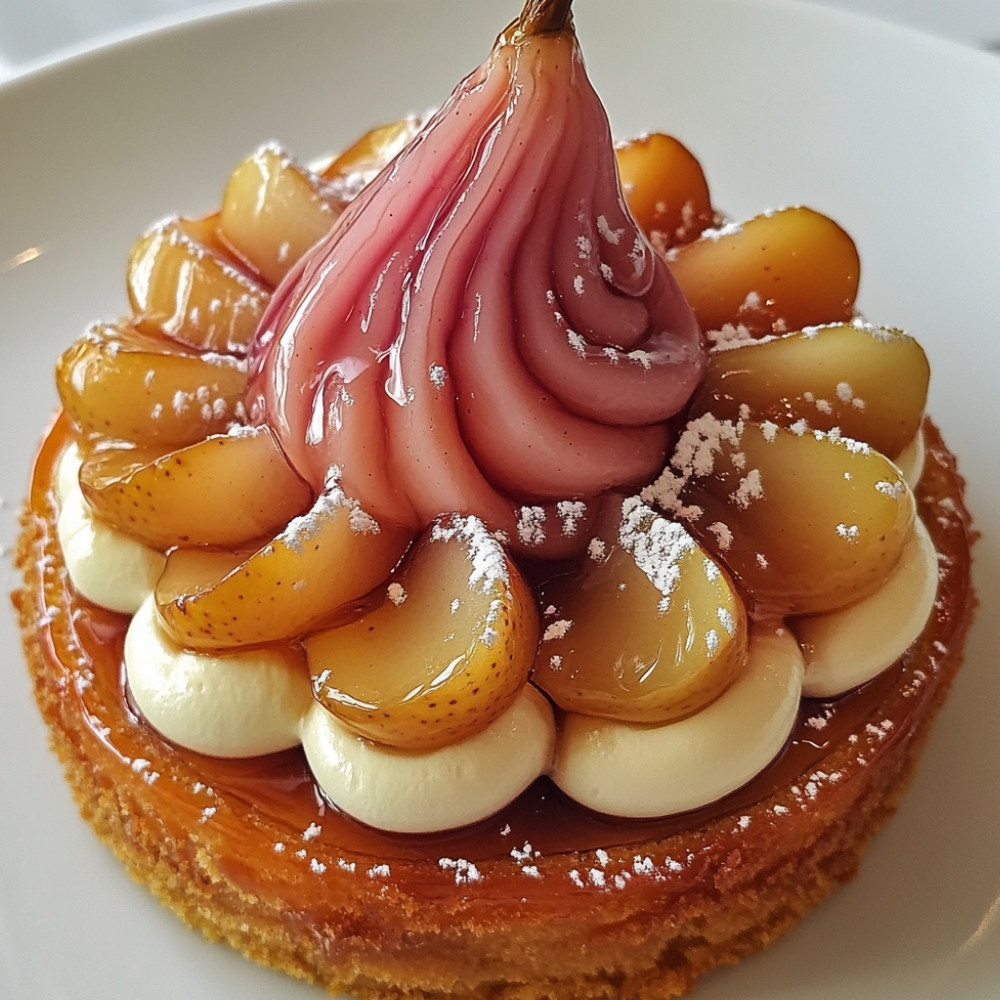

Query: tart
[12,1,977,998]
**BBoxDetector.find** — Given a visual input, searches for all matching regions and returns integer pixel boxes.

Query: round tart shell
[13,415,976,1000]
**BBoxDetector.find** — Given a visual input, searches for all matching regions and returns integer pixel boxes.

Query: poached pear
[246,0,705,559]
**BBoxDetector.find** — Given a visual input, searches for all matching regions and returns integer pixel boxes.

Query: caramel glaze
[17,413,975,911]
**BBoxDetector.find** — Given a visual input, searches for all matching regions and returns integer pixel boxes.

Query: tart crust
[13,415,975,1000]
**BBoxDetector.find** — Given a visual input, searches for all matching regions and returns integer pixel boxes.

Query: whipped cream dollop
[126,595,311,757]
[55,444,164,615]
[300,686,555,834]
[246,24,704,559]
[796,518,938,698]
[56,435,937,833]
[552,625,804,817]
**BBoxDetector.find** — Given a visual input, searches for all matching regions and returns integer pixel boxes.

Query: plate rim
[1,3,998,1000]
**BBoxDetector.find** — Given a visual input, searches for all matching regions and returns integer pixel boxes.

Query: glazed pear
[220,144,342,287]
[306,515,539,750]
[650,417,915,616]
[78,426,313,550]
[246,0,705,559]
[667,207,860,337]
[319,116,424,199]
[690,322,929,459]
[534,497,747,723]
[154,483,413,650]
[615,133,716,249]
[56,322,247,448]
[128,215,269,354]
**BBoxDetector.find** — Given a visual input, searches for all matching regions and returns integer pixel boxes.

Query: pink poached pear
[246,0,705,558]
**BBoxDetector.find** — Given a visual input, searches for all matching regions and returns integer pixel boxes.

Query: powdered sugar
[516,506,547,547]
[281,482,380,555]
[617,496,695,614]
[430,514,511,592]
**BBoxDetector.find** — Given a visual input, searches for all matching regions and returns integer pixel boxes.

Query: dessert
[12,1,976,999]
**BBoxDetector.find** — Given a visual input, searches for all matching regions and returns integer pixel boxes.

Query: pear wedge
[79,425,313,550]
[534,496,747,723]
[155,486,412,650]
[306,515,538,750]
[667,207,859,338]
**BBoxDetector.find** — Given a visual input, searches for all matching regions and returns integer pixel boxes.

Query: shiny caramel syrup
[16,413,974,911]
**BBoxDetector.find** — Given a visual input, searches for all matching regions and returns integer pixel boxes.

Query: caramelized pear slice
[56,321,247,448]
[79,426,313,550]
[306,514,539,751]
[219,144,341,286]
[127,215,269,354]
[692,322,929,458]
[614,133,715,249]
[666,207,860,337]
[534,497,746,723]
[154,485,413,650]
[656,417,914,616]
[319,116,424,200]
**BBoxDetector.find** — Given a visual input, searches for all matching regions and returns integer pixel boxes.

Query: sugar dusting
[617,496,695,614]
[280,477,380,555]
[641,411,743,522]
[430,514,511,593]
[542,618,573,642]
[439,858,482,885]
[516,506,547,547]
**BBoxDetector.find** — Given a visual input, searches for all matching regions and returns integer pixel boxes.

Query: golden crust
[13,417,975,1000]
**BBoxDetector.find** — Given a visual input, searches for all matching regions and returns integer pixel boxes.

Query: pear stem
[517,0,574,36]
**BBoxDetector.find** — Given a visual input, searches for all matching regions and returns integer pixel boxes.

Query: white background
[0,0,999,81]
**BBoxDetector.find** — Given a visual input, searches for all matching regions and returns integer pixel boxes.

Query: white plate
[1,1,998,998]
